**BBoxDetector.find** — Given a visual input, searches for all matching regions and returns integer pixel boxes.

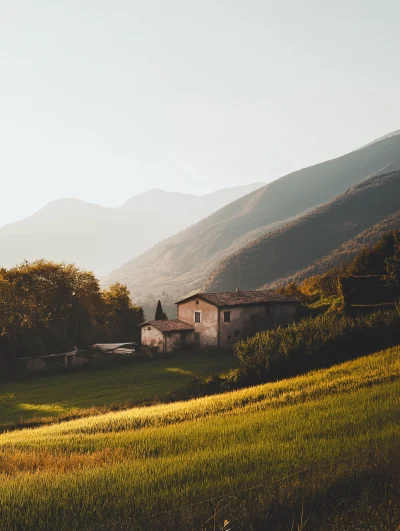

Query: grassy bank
[0,353,237,428]
[0,346,399,529]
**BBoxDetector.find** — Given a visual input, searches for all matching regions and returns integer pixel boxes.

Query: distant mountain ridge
[204,171,400,292]
[0,183,263,276]
[104,133,400,312]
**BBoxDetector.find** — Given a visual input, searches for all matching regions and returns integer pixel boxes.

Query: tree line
[277,229,400,308]
[0,260,144,374]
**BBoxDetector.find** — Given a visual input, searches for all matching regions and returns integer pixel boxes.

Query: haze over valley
[0,183,263,277]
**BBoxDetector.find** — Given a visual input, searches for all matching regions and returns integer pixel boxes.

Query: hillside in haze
[267,210,400,289]
[104,133,400,313]
[0,183,263,277]
[205,171,400,292]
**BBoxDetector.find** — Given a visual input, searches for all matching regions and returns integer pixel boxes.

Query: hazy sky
[1,0,400,226]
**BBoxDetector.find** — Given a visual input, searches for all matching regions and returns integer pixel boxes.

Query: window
[195,312,201,323]
[224,311,231,323]
[147,327,151,330]
[180,331,187,341]
[234,330,240,339]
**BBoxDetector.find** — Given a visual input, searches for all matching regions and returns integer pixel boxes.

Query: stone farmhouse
[139,290,300,353]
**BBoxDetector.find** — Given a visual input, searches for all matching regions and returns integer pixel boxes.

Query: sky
[1,0,400,226]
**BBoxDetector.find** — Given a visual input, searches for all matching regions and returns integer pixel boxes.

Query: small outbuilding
[139,319,194,353]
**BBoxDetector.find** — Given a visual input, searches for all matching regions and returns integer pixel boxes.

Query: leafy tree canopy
[0,262,143,374]
[102,282,144,342]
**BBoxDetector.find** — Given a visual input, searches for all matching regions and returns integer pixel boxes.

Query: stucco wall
[177,299,219,346]
[267,303,298,327]
[141,326,165,351]
[219,304,266,346]
[219,303,298,346]
[165,330,195,352]
[141,327,195,353]
[177,299,299,348]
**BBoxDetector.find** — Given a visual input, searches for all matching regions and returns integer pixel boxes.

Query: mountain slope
[267,210,400,289]
[0,183,263,276]
[204,171,400,292]
[104,133,400,308]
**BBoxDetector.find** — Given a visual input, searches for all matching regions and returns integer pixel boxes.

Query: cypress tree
[155,300,168,320]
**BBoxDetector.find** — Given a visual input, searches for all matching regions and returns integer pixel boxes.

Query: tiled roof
[176,290,299,307]
[139,319,194,332]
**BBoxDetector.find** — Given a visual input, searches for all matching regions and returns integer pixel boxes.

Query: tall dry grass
[0,347,399,530]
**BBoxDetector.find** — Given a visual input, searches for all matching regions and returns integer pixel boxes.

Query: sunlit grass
[0,347,399,529]
[17,403,67,413]
[0,353,237,427]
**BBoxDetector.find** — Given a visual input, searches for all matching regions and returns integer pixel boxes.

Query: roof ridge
[176,290,299,306]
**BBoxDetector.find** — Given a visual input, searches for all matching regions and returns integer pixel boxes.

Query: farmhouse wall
[141,326,165,351]
[219,304,266,346]
[165,330,195,352]
[219,303,298,346]
[268,303,298,327]
[177,299,219,346]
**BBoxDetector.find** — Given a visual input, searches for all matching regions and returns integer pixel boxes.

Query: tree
[102,283,144,342]
[0,260,104,373]
[155,300,168,320]
[385,231,400,287]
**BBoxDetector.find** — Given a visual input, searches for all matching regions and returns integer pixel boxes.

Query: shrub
[234,306,400,381]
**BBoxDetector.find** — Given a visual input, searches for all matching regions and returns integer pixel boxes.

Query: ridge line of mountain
[103,133,400,318]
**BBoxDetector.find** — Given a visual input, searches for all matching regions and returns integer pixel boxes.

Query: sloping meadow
[0,347,400,530]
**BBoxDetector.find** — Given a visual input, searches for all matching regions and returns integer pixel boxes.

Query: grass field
[0,353,237,427]
[0,347,399,530]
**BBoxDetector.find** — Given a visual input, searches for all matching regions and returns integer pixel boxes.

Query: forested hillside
[204,171,400,292]
[268,210,400,289]
[104,134,400,311]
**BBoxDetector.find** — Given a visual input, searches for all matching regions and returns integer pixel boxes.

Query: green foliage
[234,306,400,381]
[154,300,168,320]
[277,229,400,311]
[385,230,400,287]
[0,262,144,374]
[0,261,104,371]
[0,348,399,529]
[102,283,144,342]
[273,210,400,289]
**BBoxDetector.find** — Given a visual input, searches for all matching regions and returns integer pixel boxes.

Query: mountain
[205,171,400,292]
[267,210,400,289]
[359,128,400,149]
[104,133,400,313]
[0,183,263,277]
